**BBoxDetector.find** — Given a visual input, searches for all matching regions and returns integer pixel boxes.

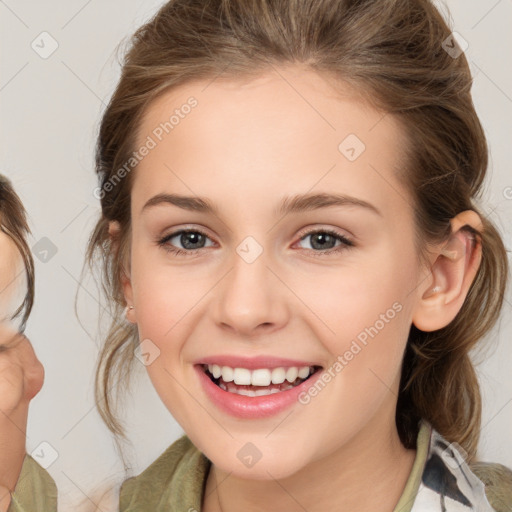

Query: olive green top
[118,421,432,511]
[7,454,57,511]
[9,420,509,511]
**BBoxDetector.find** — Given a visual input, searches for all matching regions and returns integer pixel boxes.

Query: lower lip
[194,365,323,419]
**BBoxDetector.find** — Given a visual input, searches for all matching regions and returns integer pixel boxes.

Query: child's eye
[156,228,354,257]
[157,229,214,256]
[294,229,354,256]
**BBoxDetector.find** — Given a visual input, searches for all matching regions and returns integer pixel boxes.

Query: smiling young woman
[101,65,507,512]
[86,0,511,510]
[4,0,512,511]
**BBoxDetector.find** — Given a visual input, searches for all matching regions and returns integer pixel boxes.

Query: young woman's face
[124,65,429,478]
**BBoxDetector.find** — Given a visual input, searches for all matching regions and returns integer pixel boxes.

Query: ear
[412,210,483,332]
[108,220,136,324]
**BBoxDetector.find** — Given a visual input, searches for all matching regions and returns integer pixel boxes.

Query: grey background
[1,0,511,508]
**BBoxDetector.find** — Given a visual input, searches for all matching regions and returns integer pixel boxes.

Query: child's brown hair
[86,0,509,465]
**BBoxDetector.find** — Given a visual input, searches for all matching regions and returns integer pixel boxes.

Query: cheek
[129,256,194,416]
[298,258,408,341]
[0,239,26,321]
[130,246,193,338]
[297,250,414,385]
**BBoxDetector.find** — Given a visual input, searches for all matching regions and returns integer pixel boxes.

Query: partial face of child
[120,65,433,479]
[0,223,26,332]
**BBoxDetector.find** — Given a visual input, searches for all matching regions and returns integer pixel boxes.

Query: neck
[202,412,417,512]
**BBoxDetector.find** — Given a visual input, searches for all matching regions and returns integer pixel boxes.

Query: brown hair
[86,0,509,464]
[0,174,35,333]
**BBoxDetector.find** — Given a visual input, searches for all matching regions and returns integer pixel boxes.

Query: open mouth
[201,364,323,397]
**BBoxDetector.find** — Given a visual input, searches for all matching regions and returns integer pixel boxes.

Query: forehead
[131,66,411,219]
[136,66,400,147]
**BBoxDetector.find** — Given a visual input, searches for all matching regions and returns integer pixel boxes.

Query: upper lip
[194,355,323,369]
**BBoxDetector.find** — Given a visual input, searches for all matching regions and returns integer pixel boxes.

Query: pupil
[182,232,204,249]
[311,233,335,250]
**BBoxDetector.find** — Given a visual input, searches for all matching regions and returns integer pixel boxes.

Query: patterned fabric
[410,424,496,511]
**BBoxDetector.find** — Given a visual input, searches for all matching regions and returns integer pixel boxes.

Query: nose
[212,249,290,337]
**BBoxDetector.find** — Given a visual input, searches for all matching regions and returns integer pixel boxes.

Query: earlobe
[120,271,137,324]
[108,220,121,239]
[124,304,136,323]
[108,220,137,324]
[412,210,483,332]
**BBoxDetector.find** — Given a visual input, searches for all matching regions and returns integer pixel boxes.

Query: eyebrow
[141,192,382,217]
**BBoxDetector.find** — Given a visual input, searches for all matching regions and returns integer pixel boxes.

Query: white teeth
[254,388,272,396]
[207,364,315,386]
[270,367,286,384]
[251,369,272,386]
[219,381,291,396]
[221,366,234,382]
[237,388,256,397]
[298,366,310,379]
[211,364,222,379]
[233,368,252,385]
[285,367,298,383]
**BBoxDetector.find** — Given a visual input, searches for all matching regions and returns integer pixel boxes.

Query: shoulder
[119,434,210,511]
[123,434,196,483]
[9,453,58,512]
[470,462,512,512]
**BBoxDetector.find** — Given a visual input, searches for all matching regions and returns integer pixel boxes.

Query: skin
[113,64,482,512]
[0,225,43,512]
[0,223,26,328]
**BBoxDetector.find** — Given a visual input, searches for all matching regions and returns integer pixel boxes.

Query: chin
[205,443,312,481]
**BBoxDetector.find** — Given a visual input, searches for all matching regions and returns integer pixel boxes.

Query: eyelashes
[157,229,213,256]
[156,227,354,258]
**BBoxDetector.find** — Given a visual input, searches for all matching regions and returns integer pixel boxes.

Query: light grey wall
[1,0,511,508]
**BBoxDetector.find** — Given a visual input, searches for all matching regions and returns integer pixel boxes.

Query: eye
[156,227,354,257]
[295,228,354,256]
[157,229,215,256]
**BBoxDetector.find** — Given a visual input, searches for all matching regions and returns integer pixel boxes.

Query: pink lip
[194,355,321,369]
[194,364,324,419]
